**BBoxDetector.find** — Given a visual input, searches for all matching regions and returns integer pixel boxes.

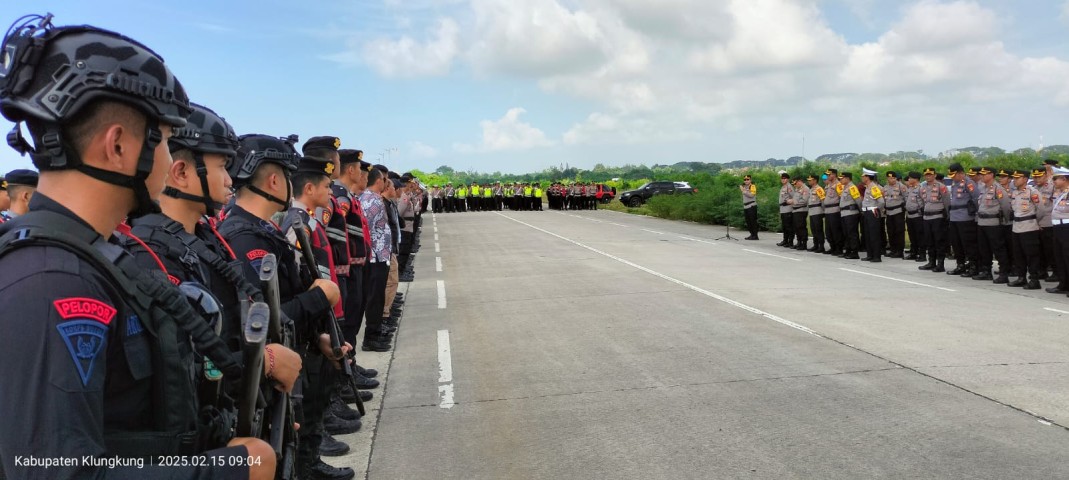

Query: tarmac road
[341,208,1069,480]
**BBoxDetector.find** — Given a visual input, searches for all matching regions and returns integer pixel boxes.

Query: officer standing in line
[777,171,795,248]
[945,163,980,277]
[0,169,38,221]
[0,16,275,479]
[1034,166,1057,283]
[839,172,863,259]
[919,167,950,272]
[444,182,455,213]
[823,169,843,255]
[904,172,925,262]
[495,181,505,210]
[883,171,907,258]
[972,167,1012,283]
[860,169,885,262]
[1046,166,1069,296]
[806,174,825,252]
[789,176,810,251]
[997,169,1016,275]
[740,175,759,240]
[1009,169,1043,289]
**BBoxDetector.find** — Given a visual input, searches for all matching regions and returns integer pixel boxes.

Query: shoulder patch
[167,275,181,286]
[53,298,116,326]
[56,320,107,386]
[246,249,268,261]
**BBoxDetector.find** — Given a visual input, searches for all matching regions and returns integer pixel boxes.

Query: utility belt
[923,210,944,219]
[743,202,756,209]
[977,213,1000,219]
[949,204,970,210]
[823,205,840,214]
[885,206,903,215]
[779,202,789,207]
[907,209,920,215]
[1014,215,1037,222]
[335,264,350,276]
[841,205,859,211]
[793,206,807,211]
[105,405,237,457]
[1053,218,1069,226]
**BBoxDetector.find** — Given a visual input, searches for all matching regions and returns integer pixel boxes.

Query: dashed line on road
[436,256,443,272]
[434,234,439,241]
[434,226,438,233]
[435,243,440,253]
[437,329,455,409]
[607,222,627,227]
[840,268,956,292]
[677,235,719,245]
[744,248,802,262]
[641,228,665,235]
[496,212,820,337]
[437,280,447,309]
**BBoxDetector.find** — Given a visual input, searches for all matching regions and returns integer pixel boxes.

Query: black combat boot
[932,258,946,273]
[993,272,1009,284]
[904,252,916,260]
[1008,277,1027,287]
[919,258,936,270]
[1024,279,1041,290]
[947,263,966,275]
[915,252,927,262]
[961,263,978,277]
[794,241,807,250]
[972,270,993,281]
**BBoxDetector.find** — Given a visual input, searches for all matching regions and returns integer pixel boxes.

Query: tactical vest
[0,211,242,458]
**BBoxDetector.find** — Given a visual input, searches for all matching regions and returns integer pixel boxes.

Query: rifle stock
[236,302,268,437]
[258,254,297,479]
[291,223,367,416]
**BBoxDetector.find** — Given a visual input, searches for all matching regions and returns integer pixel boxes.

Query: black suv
[618,181,697,207]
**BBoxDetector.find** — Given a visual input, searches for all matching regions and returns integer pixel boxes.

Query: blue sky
[4,0,1069,174]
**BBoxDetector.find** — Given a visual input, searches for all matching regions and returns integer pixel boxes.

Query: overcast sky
[3,0,1068,174]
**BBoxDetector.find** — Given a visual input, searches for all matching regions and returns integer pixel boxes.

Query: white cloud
[455,108,554,152]
[563,112,701,145]
[356,18,460,77]
[408,141,439,159]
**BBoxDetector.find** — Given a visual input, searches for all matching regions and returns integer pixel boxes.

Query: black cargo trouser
[793,210,808,245]
[744,206,759,237]
[1040,227,1055,275]
[809,212,825,248]
[948,220,978,266]
[906,215,924,255]
[780,211,794,244]
[825,211,842,252]
[977,225,1009,273]
[886,211,905,254]
[862,210,881,259]
[1053,225,1069,288]
[1013,229,1042,280]
[297,353,335,471]
[843,213,860,254]
[923,216,948,259]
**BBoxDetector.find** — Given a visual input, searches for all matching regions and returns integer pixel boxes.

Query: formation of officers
[426,181,604,212]
[741,161,1069,292]
[0,14,427,480]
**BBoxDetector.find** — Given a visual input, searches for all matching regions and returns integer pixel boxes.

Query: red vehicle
[595,184,616,204]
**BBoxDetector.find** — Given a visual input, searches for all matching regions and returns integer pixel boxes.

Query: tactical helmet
[0,13,190,216]
[231,133,300,209]
[163,103,238,217]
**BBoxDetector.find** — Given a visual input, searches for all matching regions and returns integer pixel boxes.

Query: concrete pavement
[341,209,1069,479]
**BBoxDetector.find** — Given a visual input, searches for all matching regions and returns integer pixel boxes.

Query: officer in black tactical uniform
[120,103,302,429]
[218,134,354,480]
[0,14,274,479]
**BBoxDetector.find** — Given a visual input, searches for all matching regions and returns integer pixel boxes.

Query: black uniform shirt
[0,194,248,480]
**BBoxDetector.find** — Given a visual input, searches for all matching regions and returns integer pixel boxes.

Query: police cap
[4,169,38,187]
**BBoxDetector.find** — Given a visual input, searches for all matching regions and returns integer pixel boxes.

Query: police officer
[823,169,843,255]
[972,167,1012,283]
[945,163,980,277]
[919,167,950,272]
[997,169,1016,275]
[0,174,9,221]
[444,182,455,213]
[860,169,885,262]
[0,16,274,479]
[777,172,794,248]
[740,175,759,240]
[790,176,809,250]
[839,172,863,259]
[219,134,351,479]
[1008,169,1043,289]
[1047,166,1069,296]
[806,174,826,252]
[0,169,38,221]
[1034,165,1057,283]
[904,171,925,261]
[883,171,907,258]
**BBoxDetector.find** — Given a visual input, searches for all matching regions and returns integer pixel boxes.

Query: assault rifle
[291,222,367,416]
[259,253,298,479]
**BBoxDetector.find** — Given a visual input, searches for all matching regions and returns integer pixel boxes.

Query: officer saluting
[1008,169,1044,289]
[740,175,759,240]
[0,15,274,479]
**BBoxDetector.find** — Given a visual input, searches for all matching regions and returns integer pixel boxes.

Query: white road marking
[677,235,718,245]
[437,329,453,382]
[438,384,455,409]
[434,234,439,241]
[744,248,802,262]
[608,222,627,227]
[437,280,447,309]
[436,256,443,272]
[434,226,438,233]
[840,268,956,292]
[435,243,440,253]
[496,213,821,337]
[641,228,665,235]
[1043,307,1069,314]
